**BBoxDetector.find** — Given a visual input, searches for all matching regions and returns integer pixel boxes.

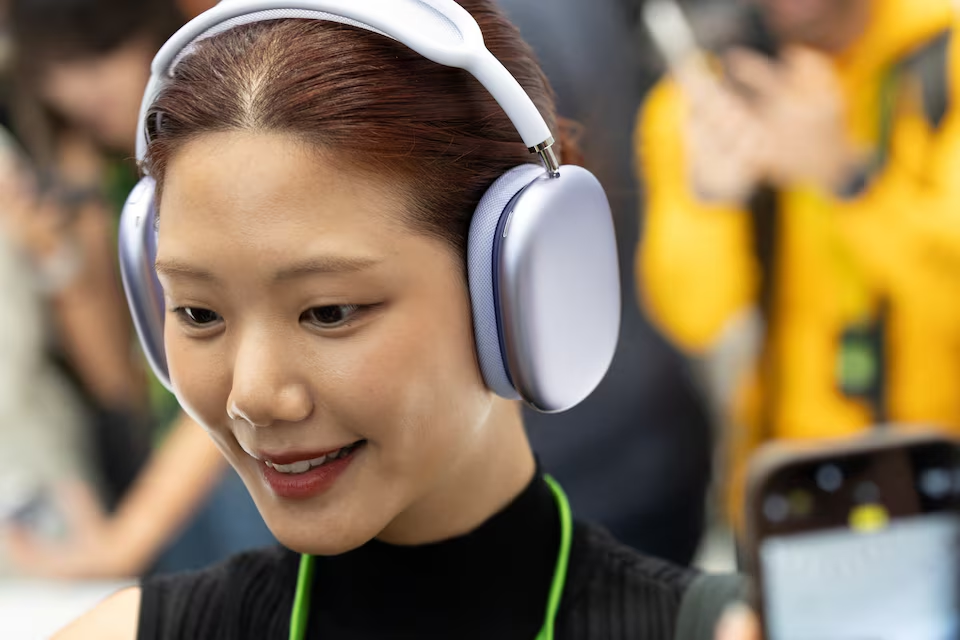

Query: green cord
[289,474,573,640]
[289,553,316,640]
[537,474,573,640]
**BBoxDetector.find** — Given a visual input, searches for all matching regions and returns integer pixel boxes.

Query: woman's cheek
[165,333,231,432]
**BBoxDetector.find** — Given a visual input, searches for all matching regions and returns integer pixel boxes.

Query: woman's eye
[177,307,221,326]
[303,304,360,328]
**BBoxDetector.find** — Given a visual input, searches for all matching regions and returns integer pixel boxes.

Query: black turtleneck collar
[307,472,562,639]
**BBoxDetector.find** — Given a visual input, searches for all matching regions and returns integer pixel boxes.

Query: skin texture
[155,131,536,554]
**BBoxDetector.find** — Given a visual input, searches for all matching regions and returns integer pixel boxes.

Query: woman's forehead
[160,131,407,238]
[155,130,433,278]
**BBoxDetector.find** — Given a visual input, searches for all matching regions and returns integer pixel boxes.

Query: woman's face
[157,131,497,554]
[39,38,154,153]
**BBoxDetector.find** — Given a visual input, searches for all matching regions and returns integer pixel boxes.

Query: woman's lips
[259,441,365,499]
[260,443,356,467]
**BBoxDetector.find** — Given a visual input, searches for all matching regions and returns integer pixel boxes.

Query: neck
[812,0,872,53]
[376,398,535,545]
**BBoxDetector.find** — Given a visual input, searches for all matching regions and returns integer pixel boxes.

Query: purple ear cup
[469,164,620,413]
[118,178,172,391]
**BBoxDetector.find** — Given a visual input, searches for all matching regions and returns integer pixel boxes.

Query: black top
[138,475,700,640]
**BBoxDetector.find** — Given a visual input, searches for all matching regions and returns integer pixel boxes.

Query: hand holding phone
[643,0,768,205]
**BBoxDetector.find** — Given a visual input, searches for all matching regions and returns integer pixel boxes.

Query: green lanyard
[288,474,573,640]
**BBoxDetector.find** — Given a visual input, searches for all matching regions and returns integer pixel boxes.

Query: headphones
[118,0,621,413]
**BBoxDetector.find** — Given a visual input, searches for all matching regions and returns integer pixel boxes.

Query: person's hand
[677,61,767,206]
[715,605,762,640]
[726,46,866,194]
[2,482,140,580]
[0,133,118,294]
[0,151,68,262]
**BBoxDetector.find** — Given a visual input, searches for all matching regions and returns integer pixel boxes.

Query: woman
[59,1,746,638]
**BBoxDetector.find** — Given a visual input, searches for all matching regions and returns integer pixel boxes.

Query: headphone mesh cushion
[467,163,543,399]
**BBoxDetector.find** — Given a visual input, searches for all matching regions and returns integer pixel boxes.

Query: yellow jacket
[636,0,960,516]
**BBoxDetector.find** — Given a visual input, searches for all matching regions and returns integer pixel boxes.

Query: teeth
[272,460,312,474]
[266,445,358,474]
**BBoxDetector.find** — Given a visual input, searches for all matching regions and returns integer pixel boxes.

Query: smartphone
[642,0,709,75]
[0,474,65,537]
[745,431,960,640]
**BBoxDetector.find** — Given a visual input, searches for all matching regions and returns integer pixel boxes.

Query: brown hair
[143,0,581,255]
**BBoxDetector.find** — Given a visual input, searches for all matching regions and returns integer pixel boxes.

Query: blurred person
[0,0,161,570]
[53,3,746,638]
[2,0,274,579]
[498,0,713,564]
[0,130,101,576]
[637,0,960,523]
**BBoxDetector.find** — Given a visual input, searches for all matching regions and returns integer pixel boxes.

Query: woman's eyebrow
[154,256,381,282]
[154,259,217,282]
[272,256,382,281]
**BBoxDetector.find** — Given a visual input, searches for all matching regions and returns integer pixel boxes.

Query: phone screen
[754,439,960,640]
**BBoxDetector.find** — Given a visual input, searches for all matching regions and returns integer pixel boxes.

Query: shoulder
[137,545,297,640]
[53,587,141,640]
[557,521,701,640]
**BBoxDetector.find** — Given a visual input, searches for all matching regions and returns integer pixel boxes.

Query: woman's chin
[269,516,384,557]
[242,454,395,555]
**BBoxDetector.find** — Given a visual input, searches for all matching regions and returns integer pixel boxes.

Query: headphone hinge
[529,137,560,178]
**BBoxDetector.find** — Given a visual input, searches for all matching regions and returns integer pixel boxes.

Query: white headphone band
[136,0,560,174]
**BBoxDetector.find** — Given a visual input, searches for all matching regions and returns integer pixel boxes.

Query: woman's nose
[226,338,313,428]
